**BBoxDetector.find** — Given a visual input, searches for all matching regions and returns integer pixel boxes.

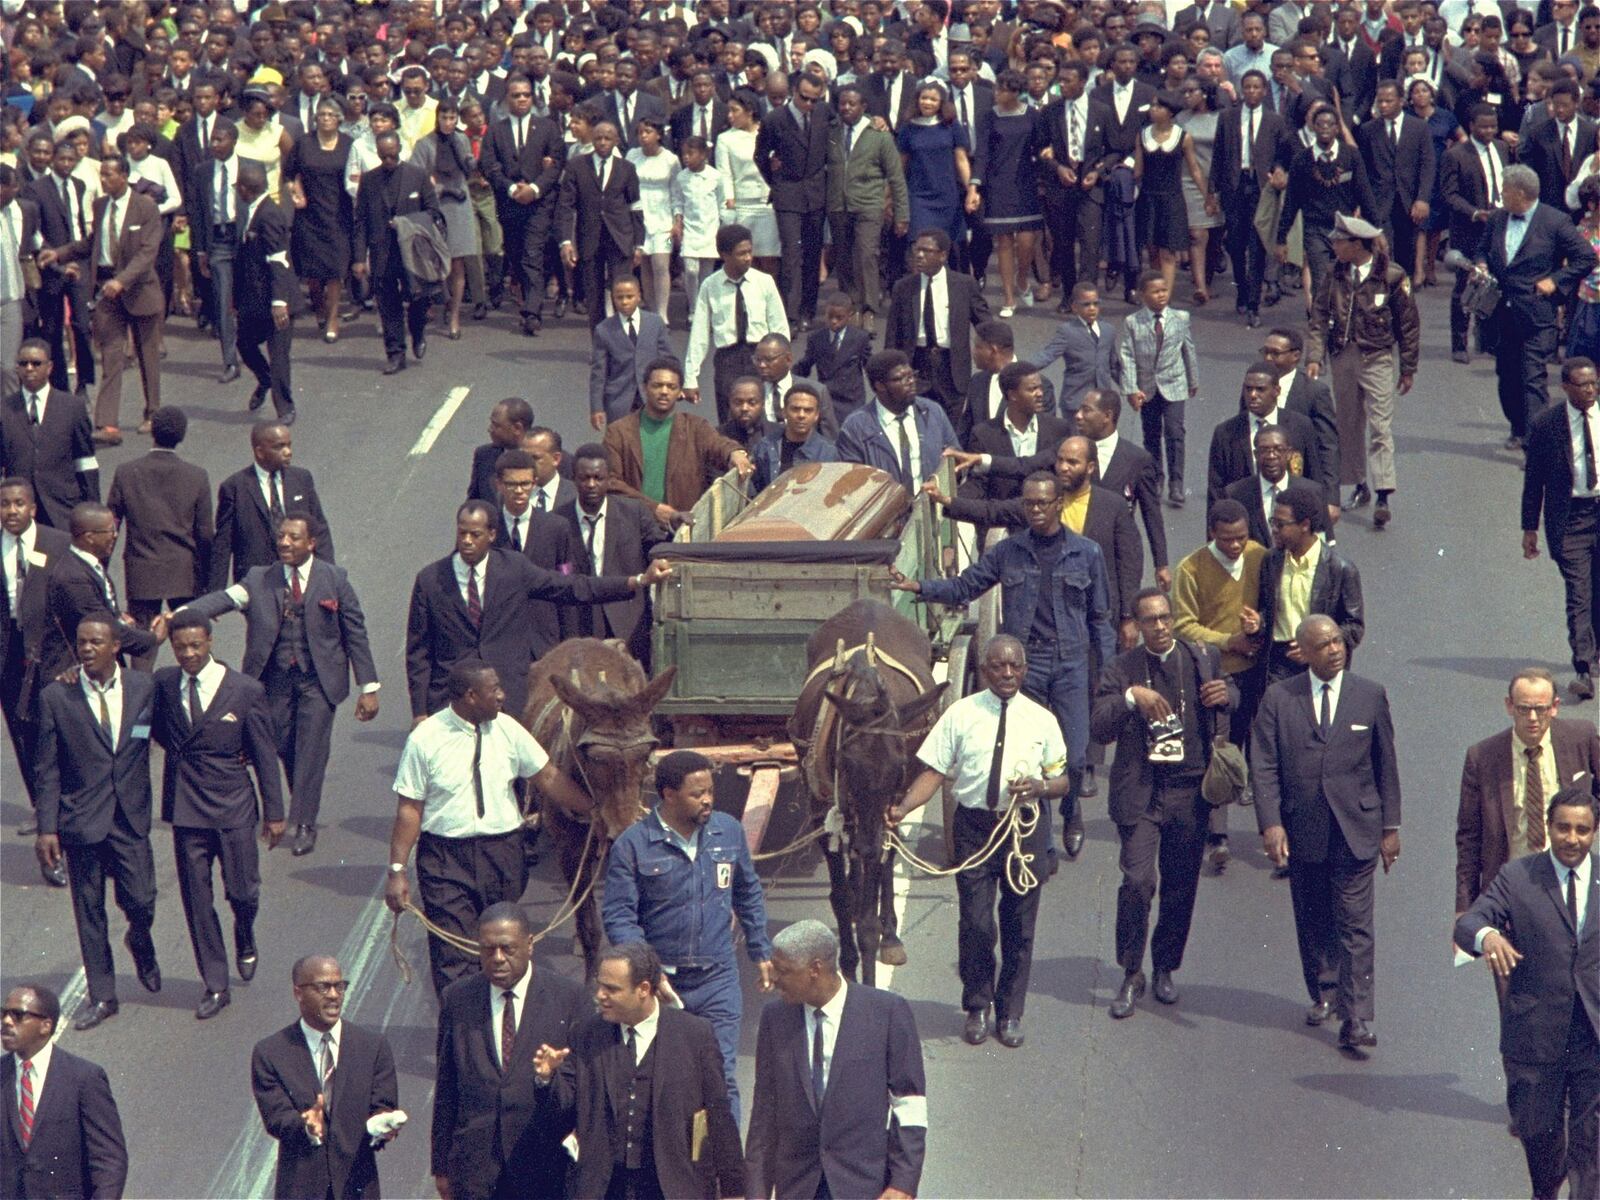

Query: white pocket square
[126,224,141,231]
[1350,723,1369,731]
[221,712,238,722]
[407,191,419,199]
[1574,771,1589,781]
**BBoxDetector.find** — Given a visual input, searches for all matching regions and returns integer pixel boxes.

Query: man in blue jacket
[893,471,1115,857]
[836,350,960,492]
[603,749,773,1120]
[750,382,839,493]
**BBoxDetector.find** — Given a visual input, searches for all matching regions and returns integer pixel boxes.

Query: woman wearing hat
[237,86,294,203]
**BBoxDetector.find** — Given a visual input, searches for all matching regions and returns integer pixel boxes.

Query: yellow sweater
[1171,541,1267,676]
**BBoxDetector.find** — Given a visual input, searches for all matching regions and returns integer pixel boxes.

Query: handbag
[1201,737,1249,808]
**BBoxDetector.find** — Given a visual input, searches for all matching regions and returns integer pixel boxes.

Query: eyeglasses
[0,1008,46,1022]
[15,358,47,366]
[1136,613,1174,626]
[297,979,350,996]
[1511,703,1555,718]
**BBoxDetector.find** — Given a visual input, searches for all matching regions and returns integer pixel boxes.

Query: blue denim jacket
[602,808,773,970]
[920,528,1115,662]
[749,430,840,493]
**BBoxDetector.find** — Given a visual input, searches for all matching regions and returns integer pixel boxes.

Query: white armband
[73,456,99,473]
[888,1093,927,1128]
[267,250,290,268]
[224,583,250,608]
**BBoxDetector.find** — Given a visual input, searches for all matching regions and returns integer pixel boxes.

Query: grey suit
[1118,305,1199,491]
[1035,316,1118,418]
[588,309,675,422]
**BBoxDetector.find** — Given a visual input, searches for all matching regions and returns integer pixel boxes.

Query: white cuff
[1124,687,1137,710]
[224,583,251,608]
[360,682,382,695]
[976,453,992,473]
[73,456,99,472]
[267,250,290,268]
[1473,927,1496,954]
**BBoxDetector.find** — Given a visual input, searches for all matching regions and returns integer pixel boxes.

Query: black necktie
[895,412,913,483]
[509,515,522,552]
[188,674,203,726]
[95,681,112,741]
[596,155,608,190]
[810,1011,825,1105]
[984,696,1010,810]
[584,515,600,568]
[732,276,749,345]
[27,393,39,425]
[626,1025,638,1064]
[269,471,285,523]
[1318,682,1331,736]
[958,89,970,133]
[515,116,524,154]
[1563,25,1571,55]
[1584,409,1598,493]
[626,315,637,344]
[500,989,516,1066]
[922,276,937,347]
[1568,868,1580,934]
[1153,313,1164,360]
[472,724,485,819]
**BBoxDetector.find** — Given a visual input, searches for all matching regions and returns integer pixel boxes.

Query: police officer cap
[1331,213,1382,241]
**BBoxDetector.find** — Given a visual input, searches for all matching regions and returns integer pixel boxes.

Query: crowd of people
[0,1,1598,1200]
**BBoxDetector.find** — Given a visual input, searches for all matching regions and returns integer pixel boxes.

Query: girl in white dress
[716,88,781,275]
[627,117,680,321]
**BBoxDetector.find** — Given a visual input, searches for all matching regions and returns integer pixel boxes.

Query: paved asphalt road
[0,268,1573,1199]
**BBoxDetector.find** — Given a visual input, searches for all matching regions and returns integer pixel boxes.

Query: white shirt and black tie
[579,501,608,574]
[490,964,533,1069]
[82,666,123,748]
[917,269,949,348]
[1,521,36,620]
[1570,401,1600,497]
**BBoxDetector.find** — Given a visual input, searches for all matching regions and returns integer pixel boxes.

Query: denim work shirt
[920,527,1115,663]
[602,808,773,971]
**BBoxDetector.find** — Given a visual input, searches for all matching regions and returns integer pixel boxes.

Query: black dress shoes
[1338,1018,1377,1050]
[291,824,317,856]
[219,363,241,383]
[237,949,258,982]
[1152,970,1179,1005]
[412,336,427,361]
[40,859,68,887]
[1207,837,1230,874]
[1062,815,1085,859]
[278,405,296,427]
[552,298,567,319]
[196,991,231,1020]
[248,384,268,412]
[963,1007,990,1045]
[126,932,161,993]
[1572,672,1596,701]
[521,315,542,336]
[382,354,406,375]
[1078,767,1097,798]
[1344,483,1372,510]
[1305,998,1334,1025]
[74,1000,119,1031]
[1110,971,1145,1019]
[997,1018,1025,1048]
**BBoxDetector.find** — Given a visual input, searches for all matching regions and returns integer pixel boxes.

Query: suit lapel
[1541,852,1579,936]
[1,1057,20,1150]
[1492,731,1519,852]
[790,1006,817,1112]
[1301,675,1325,743]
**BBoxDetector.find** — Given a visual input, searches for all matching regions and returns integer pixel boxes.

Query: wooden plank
[741,767,781,855]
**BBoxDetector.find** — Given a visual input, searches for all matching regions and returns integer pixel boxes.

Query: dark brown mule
[792,599,944,985]
[522,639,676,979]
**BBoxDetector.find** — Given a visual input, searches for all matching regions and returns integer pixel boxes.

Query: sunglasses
[0,1008,47,1021]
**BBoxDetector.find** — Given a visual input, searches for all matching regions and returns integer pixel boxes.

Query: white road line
[49,969,87,1045]
[407,386,471,458]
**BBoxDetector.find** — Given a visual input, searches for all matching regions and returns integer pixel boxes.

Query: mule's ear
[895,682,948,728]
[820,685,850,710]
[626,666,678,719]
[550,672,608,724]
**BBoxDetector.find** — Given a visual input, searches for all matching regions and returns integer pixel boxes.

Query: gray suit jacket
[1035,316,1118,415]
[1177,2,1242,48]
[1116,305,1199,404]
[589,310,675,422]
[182,558,379,707]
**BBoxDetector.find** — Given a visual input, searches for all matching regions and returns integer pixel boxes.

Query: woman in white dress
[716,87,781,275]
[627,116,680,321]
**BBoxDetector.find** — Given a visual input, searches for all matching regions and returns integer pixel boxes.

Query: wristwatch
[388,862,406,874]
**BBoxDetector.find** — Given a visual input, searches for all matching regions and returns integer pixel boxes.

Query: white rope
[886,797,1042,895]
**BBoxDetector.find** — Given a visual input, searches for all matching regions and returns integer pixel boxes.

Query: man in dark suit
[153,611,284,1018]
[795,298,873,421]
[180,511,378,858]
[1354,81,1437,278]
[0,983,128,1199]
[24,142,95,395]
[536,942,744,1200]
[752,333,841,436]
[1523,357,1600,698]
[886,230,992,423]
[589,278,674,428]
[1092,588,1235,1018]
[1256,487,1364,685]
[251,954,402,1200]
[1479,164,1598,447]
[670,71,731,151]
[38,503,159,686]
[605,59,669,150]
[1033,284,1117,428]
[493,447,583,657]
[1039,62,1118,306]
[1441,105,1511,361]
[1177,0,1242,48]
[481,74,564,336]
[233,164,300,422]
[557,123,644,330]
[957,322,1059,444]
[962,364,1073,505]
[33,614,160,1031]
[1325,12,1379,125]
[754,71,833,326]
[860,41,919,132]
[1520,79,1596,213]
[1455,786,1597,1200]
[353,132,442,374]
[1253,614,1401,1052]
[836,350,962,492]
[946,49,995,281]
[563,445,673,666]
[172,81,223,214]
[106,407,212,670]
[1206,363,1321,507]
[1260,327,1342,509]
[185,118,245,384]
[467,398,535,505]
[1091,46,1157,300]
[405,499,637,725]
[1224,431,1335,546]
[432,903,591,1200]
[1457,667,1600,919]
[745,919,926,1200]
[1211,75,1293,316]
[0,337,100,529]
[210,421,335,590]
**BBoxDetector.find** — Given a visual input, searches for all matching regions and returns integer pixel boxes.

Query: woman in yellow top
[236,87,295,203]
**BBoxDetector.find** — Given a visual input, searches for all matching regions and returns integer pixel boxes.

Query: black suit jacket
[1455,850,1600,1063]
[1098,437,1168,570]
[669,99,730,150]
[481,113,564,211]
[152,664,283,829]
[549,1007,744,1200]
[106,449,213,601]
[962,412,1073,500]
[1280,371,1341,494]
[754,102,834,213]
[1224,474,1334,545]
[603,88,669,148]
[794,324,872,419]
[860,71,920,130]
[431,970,591,1195]
[1484,198,1599,332]
[0,388,100,529]
[33,668,156,845]
[1255,541,1365,664]
[1210,104,1294,203]
[1090,78,1156,157]
[885,269,991,399]
[39,551,159,682]
[0,1048,128,1200]
[745,984,926,1200]
[558,497,668,656]
[1252,670,1402,863]
[353,162,442,279]
[236,197,303,321]
[184,157,241,258]
[1039,96,1120,187]
[405,547,632,721]
[556,152,645,255]
[1522,399,1598,552]
[1355,111,1437,223]
[1324,40,1378,125]
[467,443,508,506]
[251,1021,399,1200]
[500,506,585,658]
[173,115,214,193]
[211,464,335,590]
[1440,136,1511,257]
[25,173,90,293]
[0,523,70,690]
[1521,115,1599,210]
[1207,408,1320,507]
[1091,640,1236,825]
[958,371,1061,446]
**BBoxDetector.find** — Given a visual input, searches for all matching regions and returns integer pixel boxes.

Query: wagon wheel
[938,633,980,866]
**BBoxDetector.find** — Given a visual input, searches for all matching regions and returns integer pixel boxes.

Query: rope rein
[886,796,1043,895]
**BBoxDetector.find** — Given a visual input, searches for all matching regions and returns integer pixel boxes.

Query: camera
[1147,713,1186,763]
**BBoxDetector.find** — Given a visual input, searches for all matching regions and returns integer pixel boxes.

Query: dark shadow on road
[1395,435,1518,465]
[291,863,386,898]
[339,814,396,843]
[1410,656,1567,683]
[1293,1071,1509,1125]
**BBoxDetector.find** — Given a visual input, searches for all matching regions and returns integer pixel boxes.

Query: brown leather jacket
[1306,253,1421,377]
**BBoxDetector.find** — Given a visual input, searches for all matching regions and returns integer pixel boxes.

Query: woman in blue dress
[897,82,979,247]
[1405,74,1463,288]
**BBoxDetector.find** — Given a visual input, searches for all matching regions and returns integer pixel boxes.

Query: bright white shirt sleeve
[916,706,959,776]
[392,730,433,802]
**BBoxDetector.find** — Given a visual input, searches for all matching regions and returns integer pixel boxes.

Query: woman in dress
[627,116,681,321]
[410,97,481,340]
[1176,77,1224,303]
[1405,75,1462,288]
[717,88,781,276]
[236,88,294,203]
[283,99,353,341]
[898,82,978,248]
[460,99,500,320]
[975,70,1043,317]
[1135,90,1214,295]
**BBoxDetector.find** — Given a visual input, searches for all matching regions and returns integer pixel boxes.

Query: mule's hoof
[878,940,909,967]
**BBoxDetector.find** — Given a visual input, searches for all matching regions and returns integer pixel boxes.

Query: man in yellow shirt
[1255,486,1364,687]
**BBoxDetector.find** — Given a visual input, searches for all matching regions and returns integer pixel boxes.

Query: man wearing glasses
[0,338,100,531]
[249,955,402,1200]
[0,983,127,1198]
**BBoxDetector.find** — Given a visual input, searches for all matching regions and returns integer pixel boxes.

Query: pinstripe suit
[1117,304,1199,493]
